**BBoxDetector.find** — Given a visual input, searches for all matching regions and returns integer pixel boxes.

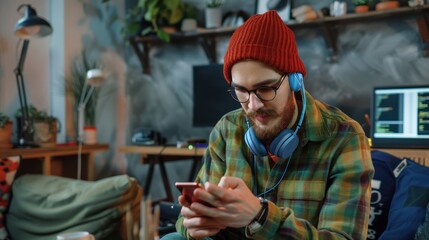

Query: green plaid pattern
[176,91,374,239]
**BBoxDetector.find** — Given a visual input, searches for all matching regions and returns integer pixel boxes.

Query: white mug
[57,231,95,240]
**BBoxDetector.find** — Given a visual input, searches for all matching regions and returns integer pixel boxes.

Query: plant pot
[0,122,13,149]
[33,120,59,147]
[84,126,97,144]
[205,7,222,28]
[181,18,197,32]
[355,5,369,13]
[408,0,425,7]
[376,1,399,11]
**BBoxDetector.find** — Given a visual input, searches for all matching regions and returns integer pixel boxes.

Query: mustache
[247,108,277,119]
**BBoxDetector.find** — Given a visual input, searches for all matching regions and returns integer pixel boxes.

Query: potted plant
[376,0,400,11]
[65,50,100,143]
[180,3,198,32]
[15,105,60,147]
[31,106,60,147]
[206,0,223,8]
[205,0,224,28]
[353,0,370,13]
[0,112,13,149]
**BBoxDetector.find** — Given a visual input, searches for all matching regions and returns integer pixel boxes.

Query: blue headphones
[244,72,306,159]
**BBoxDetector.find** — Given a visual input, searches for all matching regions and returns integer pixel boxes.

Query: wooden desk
[0,144,109,180]
[119,146,205,202]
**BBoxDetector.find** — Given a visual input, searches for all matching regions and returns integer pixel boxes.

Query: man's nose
[247,92,264,111]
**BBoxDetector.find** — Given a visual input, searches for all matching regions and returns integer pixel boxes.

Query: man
[163,10,374,239]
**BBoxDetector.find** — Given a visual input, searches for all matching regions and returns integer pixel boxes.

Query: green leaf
[142,26,153,36]
[168,8,183,24]
[165,0,180,10]
[127,22,140,35]
[138,0,147,8]
[0,112,11,128]
[145,4,159,21]
[353,0,369,5]
[157,29,170,42]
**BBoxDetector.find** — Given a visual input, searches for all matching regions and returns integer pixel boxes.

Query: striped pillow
[0,156,20,240]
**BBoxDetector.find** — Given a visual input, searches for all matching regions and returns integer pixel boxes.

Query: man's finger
[218,176,242,189]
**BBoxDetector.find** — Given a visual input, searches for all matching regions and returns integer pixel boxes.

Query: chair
[6,174,142,240]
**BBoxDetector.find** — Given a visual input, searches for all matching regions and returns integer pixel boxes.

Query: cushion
[368,150,401,240]
[415,201,429,240]
[6,174,141,240]
[0,156,20,240]
[379,159,429,240]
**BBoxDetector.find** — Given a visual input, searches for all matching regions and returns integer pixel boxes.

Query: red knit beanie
[223,10,306,84]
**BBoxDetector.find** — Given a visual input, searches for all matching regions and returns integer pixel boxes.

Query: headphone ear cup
[269,129,299,159]
[245,127,267,157]
[288,73,303,92]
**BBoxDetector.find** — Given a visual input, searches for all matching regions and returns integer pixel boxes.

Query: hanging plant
[104,0,192,42]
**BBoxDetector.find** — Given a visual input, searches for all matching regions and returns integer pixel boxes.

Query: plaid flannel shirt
[176,91,374,239]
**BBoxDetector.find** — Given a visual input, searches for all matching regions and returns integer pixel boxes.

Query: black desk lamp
[14,4,52,147]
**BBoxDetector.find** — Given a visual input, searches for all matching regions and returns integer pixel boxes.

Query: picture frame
[256,0,292,22]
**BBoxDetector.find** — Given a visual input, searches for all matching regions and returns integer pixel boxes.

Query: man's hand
[194,176,261,228]
[178,176,262,238]
[179,195,225,239]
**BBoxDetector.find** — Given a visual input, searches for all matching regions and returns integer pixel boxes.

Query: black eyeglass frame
[227,74,287,103]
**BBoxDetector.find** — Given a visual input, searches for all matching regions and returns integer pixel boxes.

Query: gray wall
[123,1,428,201]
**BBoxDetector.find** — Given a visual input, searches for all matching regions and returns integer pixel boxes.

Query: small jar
[84,126,97,144]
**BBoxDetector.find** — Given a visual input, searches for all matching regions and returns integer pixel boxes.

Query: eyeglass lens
[228,75,285,103]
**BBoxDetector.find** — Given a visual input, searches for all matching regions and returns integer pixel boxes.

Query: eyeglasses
[227,74,286,103]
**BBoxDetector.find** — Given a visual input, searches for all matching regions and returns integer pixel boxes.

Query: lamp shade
[86,69,105,86]
[14,4,52,39]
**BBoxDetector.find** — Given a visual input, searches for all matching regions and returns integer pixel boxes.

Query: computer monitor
[193,64,240,127]
[370,85,429,149]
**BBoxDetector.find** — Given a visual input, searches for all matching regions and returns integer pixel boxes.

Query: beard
[247,94,296,142]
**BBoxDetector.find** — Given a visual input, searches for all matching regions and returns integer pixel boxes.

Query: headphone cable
[255,156,292,198]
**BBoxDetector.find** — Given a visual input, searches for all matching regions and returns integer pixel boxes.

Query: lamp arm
[77,85,96,143]
[82,86,96,106]
[78,81,89,105]
[14,39,34,144]
[16,39,29,71]
[77,104,85,143]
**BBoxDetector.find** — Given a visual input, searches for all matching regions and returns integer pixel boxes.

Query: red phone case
[175,182,212,207]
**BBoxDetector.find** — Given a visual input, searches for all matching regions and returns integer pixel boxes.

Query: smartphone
[175,182,212,207]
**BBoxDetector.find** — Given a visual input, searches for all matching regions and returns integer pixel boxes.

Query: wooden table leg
[144,156,156,198]
[158,158,173,202]
[87,153,95,180]
[43,156,52,175]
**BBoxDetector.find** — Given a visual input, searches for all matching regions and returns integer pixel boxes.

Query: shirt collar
[301,91,331,142]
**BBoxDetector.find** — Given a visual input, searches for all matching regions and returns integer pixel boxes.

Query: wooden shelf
[1,144,109,180]
[129,27,237,73]
[129,5,429,74]
[373,148,429,167]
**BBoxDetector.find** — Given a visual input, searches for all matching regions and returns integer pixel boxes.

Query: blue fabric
[161,232,212,240]
[415,202,429,240]
[368,150,401,240]
[379,159,429,240]
[161,232,188,240]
